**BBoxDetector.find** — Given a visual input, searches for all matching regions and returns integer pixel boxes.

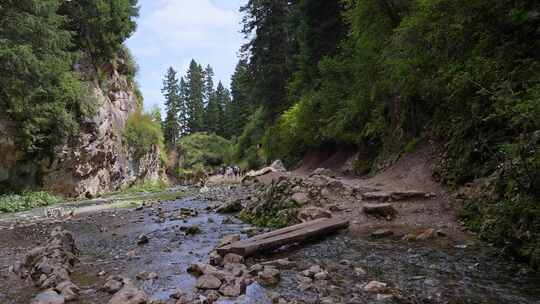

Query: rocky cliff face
[0,60,161,197]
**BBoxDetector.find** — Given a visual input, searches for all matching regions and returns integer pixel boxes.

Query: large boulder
[31,290,64,304]
[217,199,243,214]
[196,274,222,290]
[270,160,286,172]
[108,280,148,304]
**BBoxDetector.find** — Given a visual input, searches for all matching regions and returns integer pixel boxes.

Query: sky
[126,0,247,113]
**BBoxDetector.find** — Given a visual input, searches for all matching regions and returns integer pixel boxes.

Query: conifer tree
[214,82,231,137]
[161,67,180,146]
[185,60,205,133]
[178,77,190,136]
[228,60,252,137]
[203,65,215,109]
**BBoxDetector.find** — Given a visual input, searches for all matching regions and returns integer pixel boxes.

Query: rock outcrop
[0,59,161,197]
[15,227,80,303]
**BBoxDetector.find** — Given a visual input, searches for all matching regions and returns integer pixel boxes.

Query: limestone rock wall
[0,61,161,197]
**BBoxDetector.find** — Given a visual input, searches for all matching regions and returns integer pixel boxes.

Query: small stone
[338,259,351,266]
[209,251,223,266]
[249,264,263,275]
[364,281,387,293]
[102,276,124,294]
[415,228,436,241]
[196,274,222,290]
[136,234,149,245]
[217,235,241,248]
[219,281,242,297]
[136,271,158,280]
[298,207,332,222]
[301,265,322,278]
[31,289,64,304]
[354,267,367,275]
[371,229,394,239]
[98,271,106,276]
[55,281,80,301]
[261,258,294,269]
[291,193,309,205]
[207,290,220,302]
[314,271,329,280]
[108,281,149,304]
[376,294,394,301]
[258,267,281,286]
[217,200,243,214]
[223,253,244,264]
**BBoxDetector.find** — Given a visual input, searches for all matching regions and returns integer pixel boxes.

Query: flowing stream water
[0,193,539,304]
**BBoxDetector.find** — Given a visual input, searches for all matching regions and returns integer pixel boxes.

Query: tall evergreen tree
[0,0,87,154]
[214,82,231,137]
[178,77,190,136]
[185,60,205,133]
[205,91,221,135]
[240,0,294,121]
[161,67,180,146]
[203,65,215,108]
[59,0,139,64]
[228,60,252,137]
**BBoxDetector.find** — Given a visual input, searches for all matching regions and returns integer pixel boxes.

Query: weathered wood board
[217,218,349,257]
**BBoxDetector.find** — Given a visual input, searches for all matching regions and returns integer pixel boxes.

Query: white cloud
[133,0,241,54]
[127,0,246,113]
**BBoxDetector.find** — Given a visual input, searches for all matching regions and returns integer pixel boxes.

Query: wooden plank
[217,218,349,257]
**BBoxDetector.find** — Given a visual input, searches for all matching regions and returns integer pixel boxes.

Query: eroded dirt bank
[1,153,540,303]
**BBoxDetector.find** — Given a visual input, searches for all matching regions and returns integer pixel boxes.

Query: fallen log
[217,218,349,257]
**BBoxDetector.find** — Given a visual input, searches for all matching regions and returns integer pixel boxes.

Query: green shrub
[234,108,266,169]
[123,110,165,159]
[177,132,233,171]
[0,192,62,213]
[123,180,169,194]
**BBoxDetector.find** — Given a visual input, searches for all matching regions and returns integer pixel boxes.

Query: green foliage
[162,67,181,146]
[238,208,299,229]
[59,0,139,64]
[123,110,165,159]
[0,0,94,155]
[0,192,61,213]
[186,60,206,133]
[122,180,169,194]
[234,108,266,169]
[176,133,233,173]
[236,0,540,267]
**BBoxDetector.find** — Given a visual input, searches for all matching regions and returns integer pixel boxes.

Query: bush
[0,192,61,213]
[176,132,233,173]
[123,180,169,194]
[123,110,165,159]
[234,108,266,169]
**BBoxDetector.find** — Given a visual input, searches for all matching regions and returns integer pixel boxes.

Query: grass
[122,180,169,194]
[0,192,62,213]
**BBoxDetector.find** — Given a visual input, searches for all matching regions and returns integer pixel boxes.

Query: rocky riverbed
[0,181,539,304]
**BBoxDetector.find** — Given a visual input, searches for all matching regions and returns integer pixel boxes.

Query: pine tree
[161,67,180,146]
[202,65,216,132]
[214,82,231,137]
[185,60,205,133]
[178,77,190,136]
[240,0,293,121]
[228,60,252,137]
[205,92,221,135]
[203,65,215,109]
